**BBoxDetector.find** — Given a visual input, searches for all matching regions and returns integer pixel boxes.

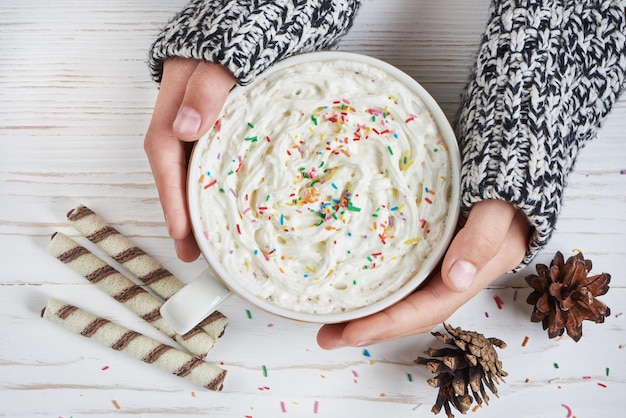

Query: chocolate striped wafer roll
[41,298,226,391]
[66,205,228,340]
[48,232,215,358]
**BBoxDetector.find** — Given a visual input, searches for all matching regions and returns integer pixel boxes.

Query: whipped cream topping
[194,58,453,315]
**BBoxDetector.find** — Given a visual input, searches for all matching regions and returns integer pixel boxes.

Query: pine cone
[415,323,508,418]
[525,251,611,342]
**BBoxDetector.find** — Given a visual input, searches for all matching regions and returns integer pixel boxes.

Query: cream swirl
[194,58,453,314]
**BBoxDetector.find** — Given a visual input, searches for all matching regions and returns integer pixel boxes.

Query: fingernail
[173,106,202,136]
[449,260,476,291]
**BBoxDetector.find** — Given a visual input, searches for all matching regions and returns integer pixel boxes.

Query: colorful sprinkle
[246,309,252,319]
[112,400,121,410]
[204,179,218,189]
[280,401,287,413]
[554,363,560,369]
[562,404,573,418]
[606,367,610,376]
[522,336,530,347]
[407,373,413,382]
[314,400,320,414]
[263,365,268,377]
[362,349,371,357]
[598,382,607,388]
[247,122,255,129]
[494,295,504,309]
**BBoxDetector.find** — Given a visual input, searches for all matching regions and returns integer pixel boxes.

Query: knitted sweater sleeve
[149,0,361,85]
[455,0,626,269]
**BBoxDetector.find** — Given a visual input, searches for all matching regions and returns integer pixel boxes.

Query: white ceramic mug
[160,51,461,335]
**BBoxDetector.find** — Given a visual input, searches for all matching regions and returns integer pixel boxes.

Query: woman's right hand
[144,58,236,261]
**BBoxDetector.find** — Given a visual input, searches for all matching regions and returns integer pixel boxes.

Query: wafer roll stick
[66,205,228,340]
[49,232,215,358]
[41,298,226,391]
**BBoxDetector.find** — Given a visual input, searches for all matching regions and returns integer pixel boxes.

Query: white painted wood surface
[1,1,624,417]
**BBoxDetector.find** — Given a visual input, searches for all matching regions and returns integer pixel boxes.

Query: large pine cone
[415,323,507,418]
[525,251,611,342]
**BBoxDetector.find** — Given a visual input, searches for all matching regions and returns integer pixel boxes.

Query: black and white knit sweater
[149,0,626,268]
[149,0,361,84]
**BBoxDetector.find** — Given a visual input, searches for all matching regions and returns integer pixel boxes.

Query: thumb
[173,61,237,141]
[441,200,517,292]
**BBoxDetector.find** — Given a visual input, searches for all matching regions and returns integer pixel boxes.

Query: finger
[441,200,517,292]
[317,275,452,349]
[145,59,200,260]
[172,61,236,141]
[317,210,530,349]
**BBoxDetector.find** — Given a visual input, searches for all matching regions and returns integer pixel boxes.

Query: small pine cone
[525,251,611,342]
[415,323,508,418]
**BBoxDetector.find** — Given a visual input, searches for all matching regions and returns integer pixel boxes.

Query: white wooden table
[1,1,624,417]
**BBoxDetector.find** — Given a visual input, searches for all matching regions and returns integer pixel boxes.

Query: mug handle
[160,269,231,335]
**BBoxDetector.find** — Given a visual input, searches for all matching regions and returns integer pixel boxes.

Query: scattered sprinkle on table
[598,382,607,388]
[562,403,573,418]
[314,400,320,414]
[362,349,371,357]
[262,365,268,377]
[101,365,109,371]
[493,295,504,309]
[112,400,121,410]
[522,336,530,347]
[280,401,287,413]
[407,373,413,382]
[246,309,253,319]
[554,363,560,369]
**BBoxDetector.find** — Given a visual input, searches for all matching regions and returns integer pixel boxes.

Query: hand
[317,200,531,349]
[144,58,236,261]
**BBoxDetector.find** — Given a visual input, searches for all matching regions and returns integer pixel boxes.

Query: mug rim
[187,51,461,324]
